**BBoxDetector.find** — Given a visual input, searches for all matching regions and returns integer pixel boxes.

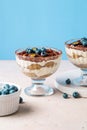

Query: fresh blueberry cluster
[26,47,48,57]
[0,84,18,95]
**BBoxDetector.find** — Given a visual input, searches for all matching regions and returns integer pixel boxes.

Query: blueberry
[81,37,87,46]
[0,91,2,95]
[10,85,18,92]
[26,48,35,54]
[3,84,10,90]
[35,49,41,55]
[65,79,71,84]
[2,89,9,95]
[19,97,23,104]
[63,93,68,99]
[9,89,16,94]
[26,48,32,53]
[41,47,46,52]
[32,48,41,54]
[41,51,47,57]
[73,92,80,98]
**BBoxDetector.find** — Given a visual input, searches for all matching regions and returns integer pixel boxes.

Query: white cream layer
[16,56,61,77]
[65,47,87,65]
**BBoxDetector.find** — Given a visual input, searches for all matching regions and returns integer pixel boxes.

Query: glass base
[73,77,87,86]
[72,69,87,86]
[24,79,54,96]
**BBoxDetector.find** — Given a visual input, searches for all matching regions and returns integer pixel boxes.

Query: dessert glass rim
[65,38,80,45]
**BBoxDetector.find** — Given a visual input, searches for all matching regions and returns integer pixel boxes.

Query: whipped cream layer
[16,56,61,78]
[65,46,87,68]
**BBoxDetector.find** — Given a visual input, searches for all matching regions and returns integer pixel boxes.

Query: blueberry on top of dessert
[81,37,87,46]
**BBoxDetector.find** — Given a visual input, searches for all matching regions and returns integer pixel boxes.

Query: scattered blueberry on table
[19,97,23,104]
[0,84,18,95]
[65,78,71,84]
[63,93,68,99]
[73,92,80,98]
[62,92,81,99]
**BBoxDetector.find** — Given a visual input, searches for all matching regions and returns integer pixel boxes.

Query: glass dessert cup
[15,48,62,96]
[65,39,87,86]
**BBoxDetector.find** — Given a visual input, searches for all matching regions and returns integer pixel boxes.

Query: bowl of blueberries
[0,82,21,116]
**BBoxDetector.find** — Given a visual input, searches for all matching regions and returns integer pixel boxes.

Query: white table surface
[0,60,87,130]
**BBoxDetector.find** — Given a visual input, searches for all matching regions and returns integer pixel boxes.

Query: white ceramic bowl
[0,82,21,116]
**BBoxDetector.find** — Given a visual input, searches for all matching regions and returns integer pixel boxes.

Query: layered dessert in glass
[65,38,87,85]
[15,47,62,96]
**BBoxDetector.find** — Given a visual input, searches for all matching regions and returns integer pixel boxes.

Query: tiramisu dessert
[65,38,87,69]
[15,47,62,79]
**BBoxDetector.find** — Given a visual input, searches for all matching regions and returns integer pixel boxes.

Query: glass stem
[32,79,45,85]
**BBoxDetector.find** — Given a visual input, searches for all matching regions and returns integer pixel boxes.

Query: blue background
[0,0,87,60]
